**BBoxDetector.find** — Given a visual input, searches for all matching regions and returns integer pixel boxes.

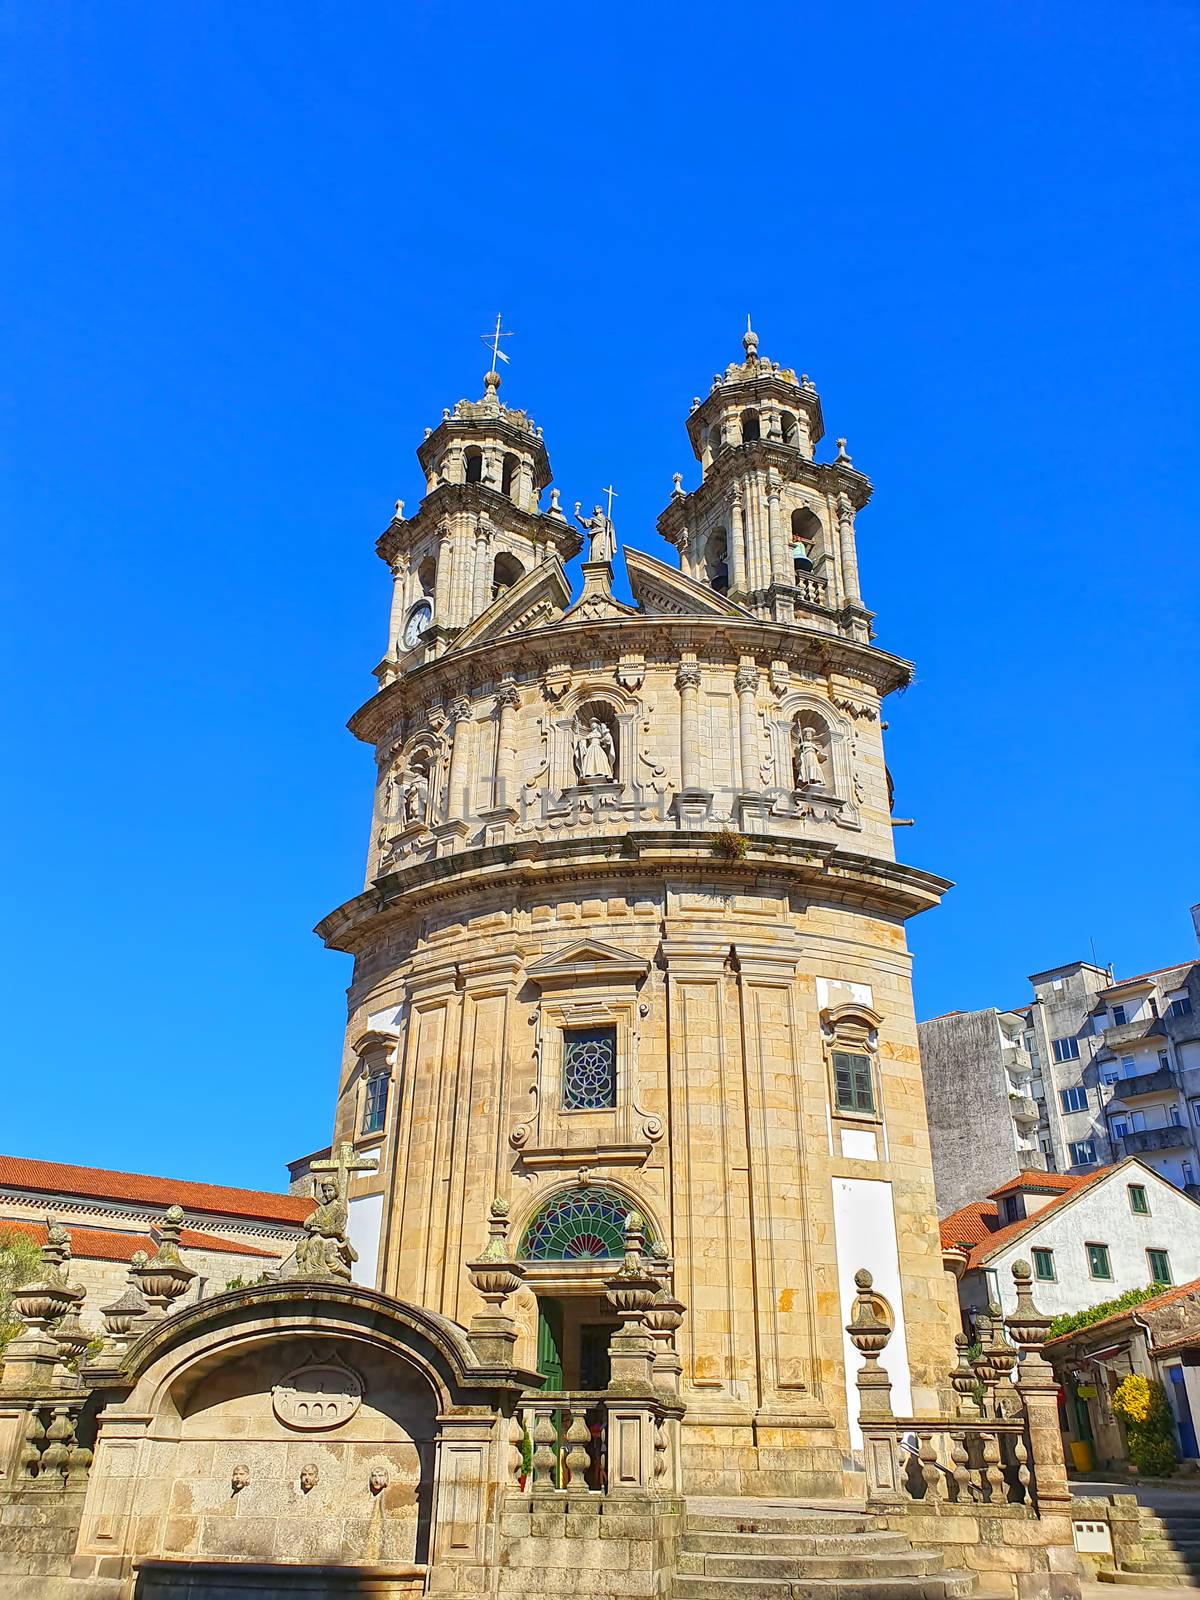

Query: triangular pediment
[526,939,650,988]
[625,547,757,620]
[448,558,571,653]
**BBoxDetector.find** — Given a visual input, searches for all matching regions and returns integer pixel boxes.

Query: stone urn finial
[846,1268,895,1419]
[100,1255,150,1352]
[605,1211,660,1326]
[132,1204,196,1318]
[466,1197,524,1309]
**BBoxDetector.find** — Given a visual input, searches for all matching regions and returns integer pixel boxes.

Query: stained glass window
[562,1026,617,1110]
[519,1188,653,1261]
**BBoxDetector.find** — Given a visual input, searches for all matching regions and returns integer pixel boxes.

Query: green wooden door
[536,1297,564,1388]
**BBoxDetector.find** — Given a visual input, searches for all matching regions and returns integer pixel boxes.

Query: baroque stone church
[0,332,1082,1600]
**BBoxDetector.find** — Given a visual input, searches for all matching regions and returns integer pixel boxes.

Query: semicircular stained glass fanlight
[519,1187,655,1262]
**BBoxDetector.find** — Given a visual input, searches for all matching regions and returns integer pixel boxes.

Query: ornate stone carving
[573,502,616,562]
[734,665,758,695]
[369,1468,388,1495]
[273,1351,365,1431]
[231,1465,250,1494]
[132,1206,196,1318]
[572,714,616,782]
[675,662,702,692]
[294,1142,376,1282]
[299,1463,319,1493]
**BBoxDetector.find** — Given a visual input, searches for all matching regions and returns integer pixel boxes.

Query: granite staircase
[675,1499,979,1600]
[1099,1504,1200,1588]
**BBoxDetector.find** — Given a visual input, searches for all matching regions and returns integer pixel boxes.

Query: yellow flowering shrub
[1113,1373,1152,1424]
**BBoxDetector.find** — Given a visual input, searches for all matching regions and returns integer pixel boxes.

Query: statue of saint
[792,725,825,789]
[295,1175,358,1282]
[573,716,616,783]
[573,502,616,563]
[402,764,430,824]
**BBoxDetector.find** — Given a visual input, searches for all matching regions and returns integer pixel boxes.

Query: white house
[940,1158,1200,1324]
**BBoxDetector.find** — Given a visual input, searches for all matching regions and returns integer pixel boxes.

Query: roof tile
[0,1155,310,1226]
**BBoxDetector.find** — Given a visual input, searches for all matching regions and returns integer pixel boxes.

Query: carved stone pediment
[272,1350,365,1431]
[444,557,571,653]
[526,939,650,990]
[624,547,757,620]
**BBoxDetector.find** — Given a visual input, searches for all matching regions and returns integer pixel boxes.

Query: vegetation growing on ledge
[712,827,749,861]
[1047,1283,1169,1340]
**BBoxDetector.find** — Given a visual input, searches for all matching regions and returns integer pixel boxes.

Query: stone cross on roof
[310,1142,377,1200]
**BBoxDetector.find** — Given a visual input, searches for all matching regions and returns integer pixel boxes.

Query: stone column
[388,556,409,650]
[491,681,520,813]
[767,469,789,586]
[729,486,747,593]
[837,491,861,604]
[471,520,491,616]
[676,660,702,791]
[677,529,693,579]
[434,525,453,626]
[444,696,473,823]
[735,662,759,790]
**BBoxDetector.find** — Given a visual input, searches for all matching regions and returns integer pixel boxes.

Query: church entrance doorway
[535,1293,619,1391]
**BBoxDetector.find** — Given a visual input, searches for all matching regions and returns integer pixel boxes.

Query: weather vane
[480,313,513,376]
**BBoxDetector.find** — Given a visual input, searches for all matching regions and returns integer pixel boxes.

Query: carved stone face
[231,1465,250,1493]
[299,1464,319,1493]
[369,1469,388,1495]
[318,1180,337,1204]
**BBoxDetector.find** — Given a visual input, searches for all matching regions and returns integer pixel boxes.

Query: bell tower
[375,366,581,682]
[656,324,874,643]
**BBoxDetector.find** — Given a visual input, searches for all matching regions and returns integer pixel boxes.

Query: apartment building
[920,906,1200,1209]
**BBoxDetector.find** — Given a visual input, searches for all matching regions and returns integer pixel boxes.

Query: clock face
[403,601,432,649]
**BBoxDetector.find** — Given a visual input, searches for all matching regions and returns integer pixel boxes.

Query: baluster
[508,1413,525,1487]
[564,1411,591,1492]
[949,1429,971,1502]
[1013,1430,1031,1505]
[531,1409,557,1491]
[20,1408,46,1476]
[918,1432,942,1502]
[981,1427,1005,1503]
[653,1419,668,1479]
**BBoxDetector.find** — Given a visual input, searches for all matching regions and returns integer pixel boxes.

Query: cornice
[346,613,913,745]
[415,411,552,485]
[657,446,873,538]
[686,371,825,451]
[375,484,580,567]
[314,834,953,956]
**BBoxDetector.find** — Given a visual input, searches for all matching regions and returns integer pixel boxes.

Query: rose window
[562,1026,617,1110]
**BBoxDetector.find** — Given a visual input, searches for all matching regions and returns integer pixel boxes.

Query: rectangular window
[361,1071,389,1135]
[1159,1051,1171,1071]
[1003,1195,1020,1224]
[1148,1249,1172,1284]
[1060,1085,1088,1113]
[1191,1101,1200,1126]
[562,1026,617,1110]
[1070,1138,1097,1166]
[1128,1183,1150,1215]
[1053,1036,1081,1063]
[1170,996,1193,1019]
[1122,1056,1137,1076]
[1032,1247,1056,1281]
[1099,1061,1119,1085]
[1086,1242,1113,1280]
[1112,1004,1127,1027]
[1111,1117,1128,1140]
[833,1051,876,1116]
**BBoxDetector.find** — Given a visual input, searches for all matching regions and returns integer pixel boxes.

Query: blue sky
[2,3,1197,1190]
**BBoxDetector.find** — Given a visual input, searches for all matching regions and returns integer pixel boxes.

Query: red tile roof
[0,1218,277,1263]
[0,1155,310,1226]
[1103,961,1194,993]
[941,1166,1118,1270]
[1045,1278,1200,1348]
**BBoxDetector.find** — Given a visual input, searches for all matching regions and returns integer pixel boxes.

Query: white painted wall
[347,1191,384,1290]
[974,1165,1200,1319]
[832,1176,912,1447]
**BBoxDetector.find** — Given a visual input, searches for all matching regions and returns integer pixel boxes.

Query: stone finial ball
[490,1196,509,1219]
[131,1250,148,1267]
[854,1268,873,1290]
[1012,1259,1031,1282]
[625,1210,645,1230]
[165,1204,184,1223]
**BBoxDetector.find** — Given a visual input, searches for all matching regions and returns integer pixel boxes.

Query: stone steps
[1097,1571,1200,1589]
[676,1497,979,1600]
[673,1571,978,1600]
[683,1530,913,1557]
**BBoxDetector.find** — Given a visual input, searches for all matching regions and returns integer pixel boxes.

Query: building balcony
[1115,1125,1191,1155]
[1110,1067,1177,1102]
[1102,1018,1166,1050]
[1009,1094,1041,1127]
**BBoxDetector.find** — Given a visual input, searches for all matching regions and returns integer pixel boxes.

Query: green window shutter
[833,1051,875,1115]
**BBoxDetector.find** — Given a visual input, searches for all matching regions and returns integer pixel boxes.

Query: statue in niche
[573,502,616,563]
[387,752,431,825]
[792,721,826,790]
[573,715,616,783]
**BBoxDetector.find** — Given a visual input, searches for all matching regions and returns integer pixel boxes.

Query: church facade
[319,328,956,1496]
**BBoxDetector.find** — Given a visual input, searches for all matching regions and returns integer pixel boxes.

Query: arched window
[519,1187,656,1261]
[780,411,798,447]
[791,506,820,574]
[740,409,761,444]
[492,551,524,598]
[416,556,436,598]
[501,453,519,497]
[705,528,729,593]
[464,447,483,485]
